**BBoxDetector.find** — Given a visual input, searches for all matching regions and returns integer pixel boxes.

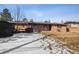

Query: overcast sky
[0,4,79,23]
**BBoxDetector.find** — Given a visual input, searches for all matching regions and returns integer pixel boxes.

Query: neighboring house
[64,21,79,32]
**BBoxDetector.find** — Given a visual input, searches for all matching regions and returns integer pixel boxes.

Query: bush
[0,21,14,37]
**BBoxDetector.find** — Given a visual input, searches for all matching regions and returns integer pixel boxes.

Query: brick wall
[51,26,58,32]
[51,25,67,32]
[33,24,51,32]
[61,26,67,32]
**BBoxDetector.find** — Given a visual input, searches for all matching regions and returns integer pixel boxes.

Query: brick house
[10,21,73,33]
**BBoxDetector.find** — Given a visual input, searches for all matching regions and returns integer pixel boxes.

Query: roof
[8,21,66,26]
[9,21,52,25]
[64,21,79,24]
[9,21,28,25]
[29,22,52,25]
[51,23,67,26]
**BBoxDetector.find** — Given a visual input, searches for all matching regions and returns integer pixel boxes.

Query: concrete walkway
[0,33,71,54]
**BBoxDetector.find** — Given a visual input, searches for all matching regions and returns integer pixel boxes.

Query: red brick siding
[51,25,67,32]
[33,25,50,32]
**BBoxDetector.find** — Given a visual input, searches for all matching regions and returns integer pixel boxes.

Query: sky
[0,4,79,23]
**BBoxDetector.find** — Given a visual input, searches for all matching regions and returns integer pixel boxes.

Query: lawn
[41,31,79,53]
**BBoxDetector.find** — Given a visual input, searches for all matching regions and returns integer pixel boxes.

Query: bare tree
[16,6,20,22]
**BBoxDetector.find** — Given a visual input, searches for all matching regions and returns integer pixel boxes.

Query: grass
[41,31,79,53]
